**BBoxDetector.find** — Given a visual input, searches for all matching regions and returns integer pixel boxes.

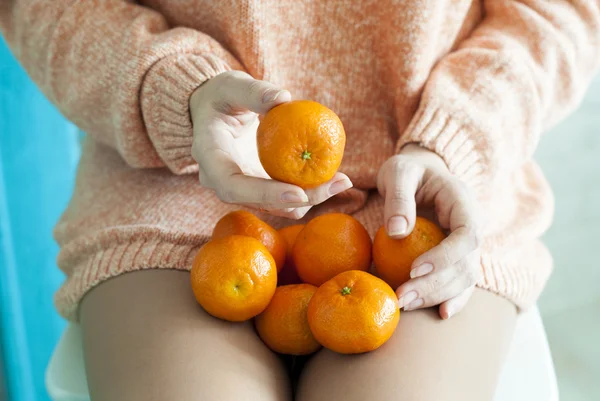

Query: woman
[2,0,599,399]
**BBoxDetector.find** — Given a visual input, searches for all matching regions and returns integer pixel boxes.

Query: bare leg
[80,270,291,401]
[296,289,516,401]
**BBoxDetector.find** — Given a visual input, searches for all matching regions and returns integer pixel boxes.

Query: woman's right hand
[190,71,352,219]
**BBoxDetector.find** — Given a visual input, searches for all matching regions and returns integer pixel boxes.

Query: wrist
[190,79,211,115]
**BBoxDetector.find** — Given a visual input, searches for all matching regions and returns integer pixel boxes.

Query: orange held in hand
[257,100,346,189]
[191,235,277,322]
[293,213,372,286]
[212,210,286,272]
[373,216,446,289]
[277,225,304,286]
[307,270,399,354]
[255,284,321,355]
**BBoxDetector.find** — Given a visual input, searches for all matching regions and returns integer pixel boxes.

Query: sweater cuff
[396,103,488,190]
[141,53,230,174]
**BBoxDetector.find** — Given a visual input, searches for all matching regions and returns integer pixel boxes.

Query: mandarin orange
[190,235,277,321]
[212,210,286,272]
[307,270,399,354]
[292,213,372,286]
[257,100,346,189]
[255,284,321,355]
[373,216,446,289]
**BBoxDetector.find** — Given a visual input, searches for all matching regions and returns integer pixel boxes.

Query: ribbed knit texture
[1,0,599,320]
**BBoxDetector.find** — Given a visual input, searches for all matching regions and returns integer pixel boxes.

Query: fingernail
[410,263,433,279]
[328,178,352,196]
[281,191,308,203]
[404,298,424,311]
[398,291,418,309]
[388,216,408,236]
[263,90,287,103]
[444,306,454,320]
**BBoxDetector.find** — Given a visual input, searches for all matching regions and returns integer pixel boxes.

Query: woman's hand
[377,144,482,319]
[190,71,352,219]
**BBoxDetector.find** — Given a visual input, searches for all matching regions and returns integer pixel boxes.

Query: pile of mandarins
[190,101,446,355]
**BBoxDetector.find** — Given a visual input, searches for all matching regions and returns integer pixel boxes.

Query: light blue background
[0,37,80,401]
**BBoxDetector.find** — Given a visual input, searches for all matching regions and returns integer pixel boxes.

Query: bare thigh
[296,288,516,401]
[80,269,291,401]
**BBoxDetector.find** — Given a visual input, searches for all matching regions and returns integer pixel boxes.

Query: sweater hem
[55,228,552,321]
[55,235,206,321]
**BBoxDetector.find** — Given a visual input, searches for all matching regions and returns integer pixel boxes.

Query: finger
[434,178,478,233]
[381,161,423,239]
[244,204,312,220]
[219,173,312,209]
[398,275,471,312]
[218,71,291,114]
[199,148,307,208]
[238,172,353,209]
[303,173,353,205]
[396,264,457,310]
[439,286,475,320]
[397,255,479,310]
[411,222,480,276]
[278,206,312,220]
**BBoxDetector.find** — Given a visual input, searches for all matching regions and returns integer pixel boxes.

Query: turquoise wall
[0,37,80,401]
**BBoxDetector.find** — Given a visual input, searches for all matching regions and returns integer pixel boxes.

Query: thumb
[381,162,421,239]
[218,71,291,114]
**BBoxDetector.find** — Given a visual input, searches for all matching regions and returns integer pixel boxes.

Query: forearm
[0,0,242,172]
[398,0,600,190]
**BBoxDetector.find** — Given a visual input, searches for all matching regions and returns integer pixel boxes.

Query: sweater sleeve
[0,0,242,173]
[397,0,600,190]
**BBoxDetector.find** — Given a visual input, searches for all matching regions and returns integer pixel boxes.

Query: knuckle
[390,189,412,204]
[440,242,453,267]
[260,190,273,205]
[422,277,442,295]
[391,160,405,175]
[217,72,237,88]
[464,226,481,250]
[222,70,247,84]
[401,161,421,177]
[247,79,265,97]
[451,177,469,194]
[455,259,469,273]
[390,159,419,177]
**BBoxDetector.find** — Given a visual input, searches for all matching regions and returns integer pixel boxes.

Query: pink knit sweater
[2,0,599,320]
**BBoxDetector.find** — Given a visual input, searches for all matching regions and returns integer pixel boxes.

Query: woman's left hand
[377,144,483,319]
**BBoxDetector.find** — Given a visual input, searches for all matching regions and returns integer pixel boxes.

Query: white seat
[46,323,89,401]
[493,306,559,401]
[46,306,558,401]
